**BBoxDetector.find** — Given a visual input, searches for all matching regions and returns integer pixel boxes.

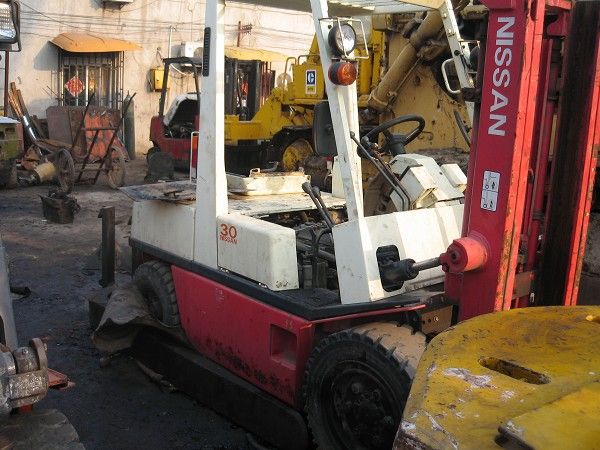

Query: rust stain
[210,340,294,401]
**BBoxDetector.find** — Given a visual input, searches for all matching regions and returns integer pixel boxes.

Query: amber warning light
[328,62,357,86]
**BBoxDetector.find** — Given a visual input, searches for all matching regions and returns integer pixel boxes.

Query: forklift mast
[443,0,600,319]
[224,58,275,119]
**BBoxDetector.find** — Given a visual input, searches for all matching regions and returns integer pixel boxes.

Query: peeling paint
[423,411,459,450]
[501,390,515,400]
[401,420,417,433]
[443,367,494,388]
[427,363,437,377]
[424,411,444,432]
[504,420,524,436]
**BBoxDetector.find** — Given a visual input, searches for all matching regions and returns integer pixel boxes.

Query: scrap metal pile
[3,83,131,195]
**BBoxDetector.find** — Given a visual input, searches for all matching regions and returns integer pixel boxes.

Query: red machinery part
[171,264,426,407]
[440,236,488,274]
[149,115,199,169]
[328,61,357,86]
[447,0,554,320]
[448,1,600,320]
[172,265,314,406]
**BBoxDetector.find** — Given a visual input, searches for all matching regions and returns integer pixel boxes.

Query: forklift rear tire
[133,261,180,327]
[146,146,160,163]
[302,322,425,450]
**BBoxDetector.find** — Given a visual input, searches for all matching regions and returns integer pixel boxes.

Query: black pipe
[312,186,336,226]
[302,182,335,229]
[413,257,441,272]
[351,132,410,210]
[381,256,441,286]
[296,241,336,263]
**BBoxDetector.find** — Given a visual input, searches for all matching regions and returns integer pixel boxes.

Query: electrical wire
[117,0,165,13]
[19,1,314,51]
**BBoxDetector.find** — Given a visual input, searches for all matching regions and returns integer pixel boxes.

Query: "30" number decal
[219,224,238,244]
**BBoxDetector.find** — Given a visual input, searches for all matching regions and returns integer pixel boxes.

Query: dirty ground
[0,159,251,450]
[1,158,600,449]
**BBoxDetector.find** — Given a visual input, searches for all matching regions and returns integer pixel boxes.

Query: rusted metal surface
[0,338,49,415]
[538,4,600,306]
[512,270,535,300]
[418,306,453,335]
[121,181,347,217]
[83,111,127,162]
[46,105,126,162]
[47,369,69,389]
[40,193,80,224]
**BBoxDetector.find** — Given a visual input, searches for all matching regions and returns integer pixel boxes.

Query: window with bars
[58,51,124,109]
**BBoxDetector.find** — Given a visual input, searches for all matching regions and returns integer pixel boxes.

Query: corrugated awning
[224,46,287,62]
[50,33,142,53]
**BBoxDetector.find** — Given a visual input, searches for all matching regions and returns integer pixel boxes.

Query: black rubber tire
[146,146,161,163]
[133,261,180,327]
[302,322,425,450]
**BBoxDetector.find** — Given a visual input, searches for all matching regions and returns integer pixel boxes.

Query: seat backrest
[312,101,338,157]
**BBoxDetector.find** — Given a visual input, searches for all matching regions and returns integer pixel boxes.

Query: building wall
[13,0,315,155]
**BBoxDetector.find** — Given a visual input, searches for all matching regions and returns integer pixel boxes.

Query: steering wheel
[363,115,426,156]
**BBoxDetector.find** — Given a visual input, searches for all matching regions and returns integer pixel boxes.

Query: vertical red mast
[446,2,600,319]
[444,0,547,320]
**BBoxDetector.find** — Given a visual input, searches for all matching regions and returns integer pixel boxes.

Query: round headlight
[328,23,357,57]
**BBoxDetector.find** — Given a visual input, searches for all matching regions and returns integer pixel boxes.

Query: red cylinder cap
[440,236,488,274]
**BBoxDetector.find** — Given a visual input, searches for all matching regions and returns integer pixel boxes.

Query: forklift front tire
[133,261,180,327]
[146,146,160,163]
[302,322,425,450]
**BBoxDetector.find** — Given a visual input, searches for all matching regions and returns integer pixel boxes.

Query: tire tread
[302,321,426,449]
[133,260,180,326]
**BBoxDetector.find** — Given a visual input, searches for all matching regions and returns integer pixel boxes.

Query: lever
[380,256,441,286]
[351,132,410,211]
[302,182,335,229]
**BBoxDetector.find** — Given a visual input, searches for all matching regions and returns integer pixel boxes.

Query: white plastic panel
[333,205,463,304]
[217,214,299,291]
[391,164,437,209]
[131,201,195,260]
[390,154,465,209]
[441,163,468,193]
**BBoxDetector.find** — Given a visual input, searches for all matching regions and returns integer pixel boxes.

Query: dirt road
[0,159,250,450]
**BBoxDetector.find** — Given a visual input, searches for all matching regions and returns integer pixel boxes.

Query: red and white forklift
[105,0,600,449]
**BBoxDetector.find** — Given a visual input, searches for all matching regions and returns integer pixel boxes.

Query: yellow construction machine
[155,7,482,205]
[224,11,479,188]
